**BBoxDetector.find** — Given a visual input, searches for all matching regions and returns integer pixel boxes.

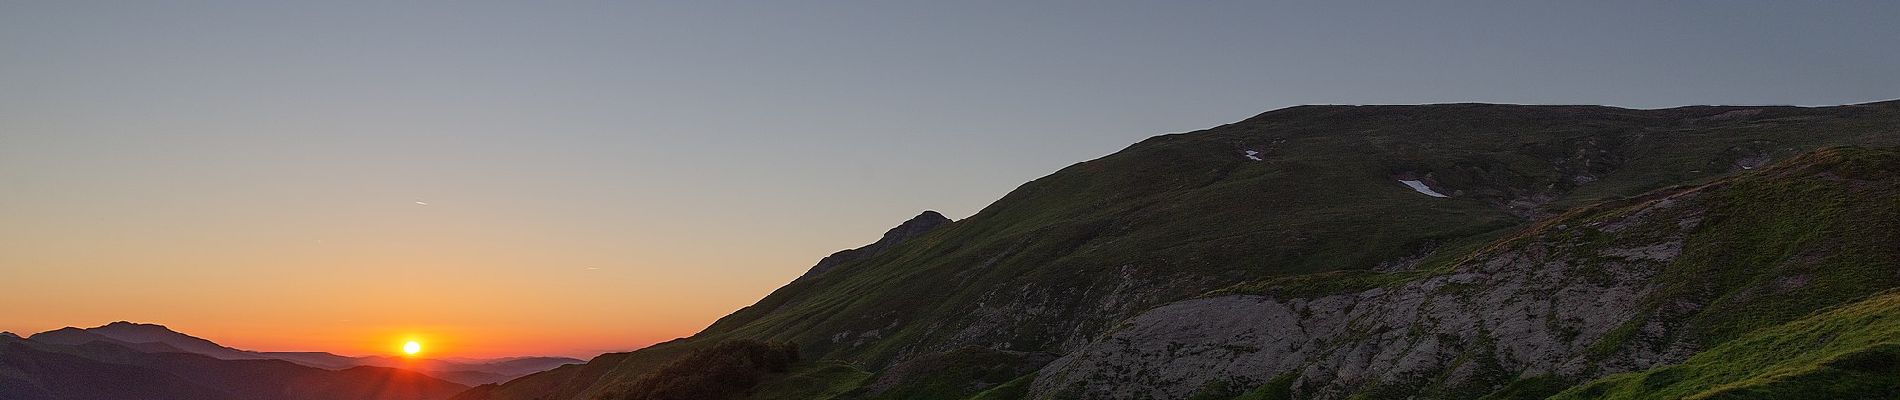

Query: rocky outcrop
[1032,192,1710,399]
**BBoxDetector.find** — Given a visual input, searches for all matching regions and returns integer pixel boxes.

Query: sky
[2,1,1898,358]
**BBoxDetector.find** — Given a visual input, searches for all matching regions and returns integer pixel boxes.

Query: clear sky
[2,1,1897,358]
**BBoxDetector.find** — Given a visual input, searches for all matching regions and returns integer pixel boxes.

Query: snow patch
[1399,180,1449,198]
[1242,150,1263,161]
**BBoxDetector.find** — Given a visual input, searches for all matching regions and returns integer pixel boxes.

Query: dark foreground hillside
[456,101,1900,400]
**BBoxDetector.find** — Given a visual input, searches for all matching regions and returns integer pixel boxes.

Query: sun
[402,340,422,356]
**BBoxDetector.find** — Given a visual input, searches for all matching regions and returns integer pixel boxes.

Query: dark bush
[602,340,800,400]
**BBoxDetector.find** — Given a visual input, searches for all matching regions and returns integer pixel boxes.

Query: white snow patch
[1243,150,1263,161]
[1399,180,1449,198]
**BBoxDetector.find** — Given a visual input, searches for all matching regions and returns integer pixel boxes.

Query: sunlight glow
[402,340,422,356]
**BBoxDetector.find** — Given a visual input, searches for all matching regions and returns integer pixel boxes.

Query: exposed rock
[1031,192,1707,399]
[1734,154,1771,170]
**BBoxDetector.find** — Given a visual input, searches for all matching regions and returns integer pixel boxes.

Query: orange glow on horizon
[0,197,826,360]
[0,317,698,360]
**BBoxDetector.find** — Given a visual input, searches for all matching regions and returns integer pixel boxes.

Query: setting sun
[402,340,422,356]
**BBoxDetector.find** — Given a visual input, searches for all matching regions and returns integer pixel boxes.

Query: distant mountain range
[1,322,582,399]
[452,101,1900,400]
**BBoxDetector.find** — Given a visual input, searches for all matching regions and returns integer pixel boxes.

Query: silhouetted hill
[256,351,366,370]
[24,322,581,386]
[472,357,594,378]
[0,341,236,400]
[28,327,197,355]
[83,321,259,359]
[0,338,468,400]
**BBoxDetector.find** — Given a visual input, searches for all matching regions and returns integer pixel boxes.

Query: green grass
[1473,374,1572,400]
[963,373,1036,400]
[745,361,871,400]
[1230,374,1296,400]
[839,347,1052,400]
[1551,290,1900,399]
[1208,146,1900,399]
[1580,147,1900,361]
[595,340,799,400]
[1548,147,1900,400]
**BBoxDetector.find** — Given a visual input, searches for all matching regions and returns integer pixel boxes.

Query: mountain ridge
[399,101,1900,399]
[1,336,469,400]
[19,321,582,386]
[796,210,955,282]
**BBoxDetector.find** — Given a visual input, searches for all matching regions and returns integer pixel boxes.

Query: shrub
[602,340,800,400]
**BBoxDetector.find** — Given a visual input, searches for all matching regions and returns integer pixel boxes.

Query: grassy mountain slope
[1542,147,1900,400]
[701,103,1900,367]
[458,101,1900,400]
[1026,145,1900,399]
[1553,289,1900,399]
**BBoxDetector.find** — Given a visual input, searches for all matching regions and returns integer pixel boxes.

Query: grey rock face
[1031,193,1708,399]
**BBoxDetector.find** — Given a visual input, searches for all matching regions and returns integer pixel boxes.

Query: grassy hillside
[1448,145,1900,399]
[457,101,1900,400]
[1011,145,1900,400]
[1544,147,1900,399]
[1553,290,1900,399]
[1596,146,1900,350]
[700,103,1900,367]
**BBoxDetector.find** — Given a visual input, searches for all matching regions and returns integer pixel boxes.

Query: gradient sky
[3,1,1898,358]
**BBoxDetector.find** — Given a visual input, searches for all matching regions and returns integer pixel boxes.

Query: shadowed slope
[0,336,469,400]
[26,322,579,386]
[1555,290,1900,399]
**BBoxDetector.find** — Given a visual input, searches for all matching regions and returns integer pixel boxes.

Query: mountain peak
[28,327,117,345]
[100,321,172,331]
[795,210,954,282]
[68,320,261,360]
[90,321,191,338]
[882,210,951,244]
